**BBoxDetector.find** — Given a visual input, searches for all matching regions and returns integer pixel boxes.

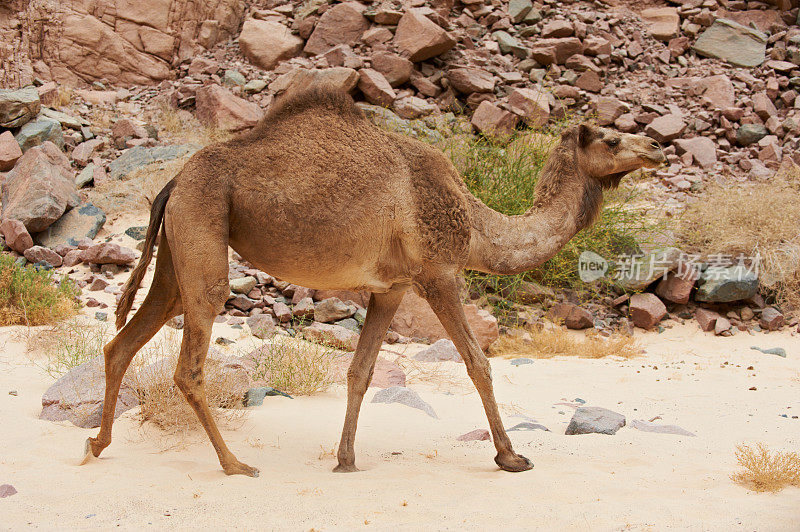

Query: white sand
[2,318,799,530]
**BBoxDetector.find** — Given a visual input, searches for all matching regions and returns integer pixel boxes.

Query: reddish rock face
[304,2,370,56]
[595,97,630,126]
[548,302,594,330]
[628,293,667,330]
[641,7,680,41]
[694,308,721,332]
[674,137,717,168]
[655,265,699,305]
[23,245,63,267]
[393,9,456,62]
[239,19,304,70]
[541,20,574,39]
[195,84,263,132]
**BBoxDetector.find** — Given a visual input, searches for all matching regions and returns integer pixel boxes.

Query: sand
[2,315,799,530]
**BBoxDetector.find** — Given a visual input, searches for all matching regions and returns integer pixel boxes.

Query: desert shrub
[0,254,80,326]
[247,336,337,395]
[489,322,639,359]
[27,320,111,378]
[731,443,800,492]
[678,171,800,309]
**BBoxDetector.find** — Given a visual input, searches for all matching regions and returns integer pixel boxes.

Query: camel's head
[573,124,665,189]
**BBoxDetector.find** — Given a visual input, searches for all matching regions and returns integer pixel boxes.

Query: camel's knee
[174,367,203,399]
[205,280,230,315]
[346,366,372,394]
[466,353,492,383]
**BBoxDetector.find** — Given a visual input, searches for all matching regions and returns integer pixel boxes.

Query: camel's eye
[605,137,620,148]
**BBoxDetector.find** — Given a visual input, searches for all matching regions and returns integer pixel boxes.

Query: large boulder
[304,2,370,56]
[14,117,64,152]
[391,291,499,351]
[695,265,758,303]
[195,84,263,132]
[0,87,41,128]
[79,242,137,265]
[693,18,767,68]
[238,19,304,70]
[1,142,79,233]
[394,9,456,62]
[0,219,34,254]
[35,202,106,249]
[108,144,197,180]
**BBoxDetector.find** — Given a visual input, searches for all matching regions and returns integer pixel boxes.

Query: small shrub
[27,320,111,378]
[247,336,337,396]
[0,254,80,326]
[489,323,639,359]
[731,443,800,492]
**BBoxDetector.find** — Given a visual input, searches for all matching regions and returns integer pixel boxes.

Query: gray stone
[507,422,550,432]
[242,386,292,406]
[302,322,359,351]
[108,144,198,180]
[0,87,41,128]
[693,18,767,68]
[124,226,147,240]
[371,386,438,418]
[39,356,138,429]
[750,346,787,358]
[357,103,442,141]
[335,317,360,331]
[508,0,533,23]
[222,70,246,87]
[630,419,695,436]
[75,164,95,188]
[314,297,355,323]
[413,338,462,362]
[695,265,758,303]
[243,79,268,94]
[510,358,533,366]
[736,124,768,146]
[615,247,683,291]
[34,202,106,248]
[565,406,626,435]
[40,108,85,130]
[493,31,528,58]
[15,117,64,152]
[230,275,257,294]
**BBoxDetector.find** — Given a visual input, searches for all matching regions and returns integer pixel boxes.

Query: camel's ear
[578,124,597,148]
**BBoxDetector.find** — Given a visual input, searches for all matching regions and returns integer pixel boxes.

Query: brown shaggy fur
[87,85,664,477]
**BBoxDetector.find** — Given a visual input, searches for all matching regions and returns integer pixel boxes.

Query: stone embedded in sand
[510,358,533,366]
[79,242,137,265]
[565,406,626,435]
[630,419,695,436]
[0,484,18,498]
[302,322,359,351]
[457,429,491,441]
[304,2,370,56]
[371,386,438,419]
[35,202,106,249]
[23,245,63,267]
[628,293,667,330]
[394,9,456,62]
[507,421,550,432]
[239,19,304,70]
[694,308,721,332]
[413,339,462,363]
[1,219,34,254]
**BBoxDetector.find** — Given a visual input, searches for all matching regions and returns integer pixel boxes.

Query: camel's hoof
[495,453,534,472]
[223,461,260,477]
[332,462,359,473]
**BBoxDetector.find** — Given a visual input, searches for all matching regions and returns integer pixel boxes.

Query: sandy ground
[1,313,799,530]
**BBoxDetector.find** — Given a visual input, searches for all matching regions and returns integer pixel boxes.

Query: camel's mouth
[640,149,666,168]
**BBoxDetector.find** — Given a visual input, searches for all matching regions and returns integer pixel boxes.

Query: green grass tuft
[0,254,80,326]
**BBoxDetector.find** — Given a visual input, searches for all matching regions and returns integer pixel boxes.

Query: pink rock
[645,114,686,143]
[694,308,720,332]
[188,56,220,77]
[0,131,22,171]
[457,429,491,441]
[195,84,263,132]
[79,242,136,265]
[446,68,495,94]
[62,249,83,267]
[358,69,396,107]
[508,88,550,127]
[595,97,630,126]
[698,75,734,110]
[23,245,63,267]
[673,137,717,168]
[575,70,602,92]
[535,38,583,64]
[753,92,778,121]
[393,9,456,62]
[0,219,34,254]
[239,19,303,70]
[655,265,699,304]
[302,322,359,351]
[71,138,104,167]
[333,354,405,387]
[370,52,414,87]
[583,36,612,56]
[0,484,17,498]
[471,101,518,137]
[270,67,360,95]
[759,307,784,331]
[549,302,593,330]
[541,20,574,38]
[111,118,147,142]
[629,293,667,330]
[641,7,679,41]
[304,2,369,56]
[273,301,292,322]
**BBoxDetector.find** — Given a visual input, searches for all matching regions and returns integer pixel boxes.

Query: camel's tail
[115,179,176,330]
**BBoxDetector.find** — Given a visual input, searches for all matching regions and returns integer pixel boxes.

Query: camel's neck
[465,140,602,275]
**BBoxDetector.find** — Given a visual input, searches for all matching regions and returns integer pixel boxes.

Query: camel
[85,85,664,476]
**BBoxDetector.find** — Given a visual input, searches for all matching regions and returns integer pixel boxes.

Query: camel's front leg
[334,285,407,472]
[421,273,533,472]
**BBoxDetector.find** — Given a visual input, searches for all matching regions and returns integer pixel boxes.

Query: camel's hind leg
[87,233,182,458]
[165,210,258,477]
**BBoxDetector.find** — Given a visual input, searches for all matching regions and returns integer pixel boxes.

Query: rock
[575,70,603,93]
[394,9,456,62]
[333,353,405,388]
[595,97,630,126]
[371,386,438,419]
[457,428,491,441]
[304,2,369,56]
[14,118,64,152]
[693,18,767,68]
[530,37,582,64]
[507,88,550,127]
[641,7,680,41]
[695,265,758,303]
[0,484,17,498]
[111,119,147,143]
[292,297,315,319]
[565,406,626,435]
[714,317,732,335]
[694,308,721,332]
[357,69,396,107]
[0,87,40,128]
[549,302,593,329]
[414,339,462,362]
[394,96,437,119]
[645,114,686,143]
[239,19,303,70]
[0,130,22,171]
[494,31,529,59]
[34,202,106,248]
[750,345,787,358]
[273,301,292,322]
[222,70,246,87]
[630,420,695,436]
[79,242,137,265]
[195,84,263,132]
[655,266,699,305]
[71,138,104,167]
[246,314,276,338]
[616,248,683,291]
[753,92,778,121]
[243,79,267,94]
[510,358,533,366]
[23,245,63,267]
[229,294,255,312]
[108,144,197,180]
[62,249,83,267]
[230,276,257,294]
[0,219,34,254]
[1,142,79,233]
[759,307,784,331]
[391,291,499,351]
[737,124,768,147]
[500,280,554,304]
[40,356,138,429]
[541,20,573,39]
[242,386,292,406]
[698,75,735,110]
[302,322,359,351]
[629,293,667,330]
[447,68,495,94]
[673,137,717,168]
[507,422,550,431]
[270,67,360,94]
[314,297,355,323]
[471,101,518,137]
[371,52,414,87]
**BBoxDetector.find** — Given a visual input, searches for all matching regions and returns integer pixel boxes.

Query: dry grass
[50,86,74,109]
[127,330,245,436]
[152,102,232,147]
[731,443,800,492]
[678,169,800,308]
[26,320,111,378]
[489,322,639,359]
[247,336,337,396]
[0,254,80,326]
